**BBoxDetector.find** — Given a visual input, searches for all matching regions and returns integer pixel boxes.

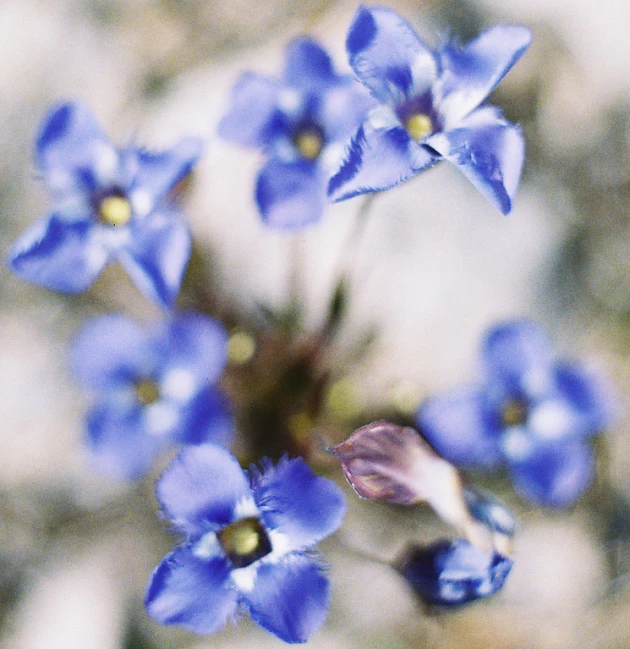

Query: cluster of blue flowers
[219,6,531,224]
[5,4,617,645]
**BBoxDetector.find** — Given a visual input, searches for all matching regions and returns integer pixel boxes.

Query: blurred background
[2,0,630,647]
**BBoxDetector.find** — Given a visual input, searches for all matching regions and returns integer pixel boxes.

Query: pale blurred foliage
[1,0,630,648]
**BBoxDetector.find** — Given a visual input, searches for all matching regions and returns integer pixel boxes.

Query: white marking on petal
[438,90,479,130]
[528,401,573,441]
[439,582,462,601]
[93,143,120,185]
[367,104,400,130]
[233,497,260,520]
[145,401,179,436]
[476,578,493,596]
[500,427,532,462]
[266,529,293,560]
[192,532,221,559]
[130,188,153,217]
[160,367,197,402]
[278,88,302,116]
[231,563,258,592]
[409,50,437,97]
[320,142,344,172]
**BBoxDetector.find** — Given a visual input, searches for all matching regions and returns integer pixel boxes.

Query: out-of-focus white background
[2,1,630,648]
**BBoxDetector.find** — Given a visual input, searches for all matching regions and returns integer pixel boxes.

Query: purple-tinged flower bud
[331,421,472,533]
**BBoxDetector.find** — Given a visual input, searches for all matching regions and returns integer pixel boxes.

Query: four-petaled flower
[145,444,346,643]
[8,102,202,307]
[417,320,615,507]
[70,313,232,479]
[218,37,373,228]
[328,6,531,214]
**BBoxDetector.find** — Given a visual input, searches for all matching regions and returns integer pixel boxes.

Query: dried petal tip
[398,539,513,607]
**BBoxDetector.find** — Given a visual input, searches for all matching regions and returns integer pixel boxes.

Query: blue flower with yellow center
[218,37,374,229]
[70,313,232,479]
[145,444,346,643]
[8,102,203,307]
[328,6,532,214]
[417,320,615,507]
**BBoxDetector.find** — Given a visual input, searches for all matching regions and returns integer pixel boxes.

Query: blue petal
[317,78,376,143]
[129,137,204,208]
[69,314,153,389]
[400,539,513,606]
[145,545,237,634]
[526,393,602,443]
[416,387,502,467]
[36,102,118,196]
[118,211,191,308]
[328,124,437,202]
[346,7,437,104]
[217,73,282,148]
[87,403,163,479]
[177,387,234,448]
[426,107,525,214]
[553,363,616,434]
[437,25,532,125]
[8,214,109,293]
[508,440,594,507]
[284,38,335,88]
[252,457,345,550]
[481,320,553,393]
[156,445,251,535]
[157,314,228,385]
[255,159,326,229]
[244,554,330,643]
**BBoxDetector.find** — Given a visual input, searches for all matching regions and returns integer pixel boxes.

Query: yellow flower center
[501,399,528,427]
[227,331,256,365]
[99,195,132,226]
[294,129,324,160]
[135,379,161,406]
[404,113,433,141]
[218,517,272,568]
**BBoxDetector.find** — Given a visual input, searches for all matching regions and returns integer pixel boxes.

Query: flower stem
[324,192,380,337]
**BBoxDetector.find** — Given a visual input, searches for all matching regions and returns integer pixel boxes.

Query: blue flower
[399,539,513,607]
[328,7,531,214]
[145,444,346,643]
[417,320,615,507]
[218,37,373,229]
[8,102,203,307]
[70,313,232,479]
